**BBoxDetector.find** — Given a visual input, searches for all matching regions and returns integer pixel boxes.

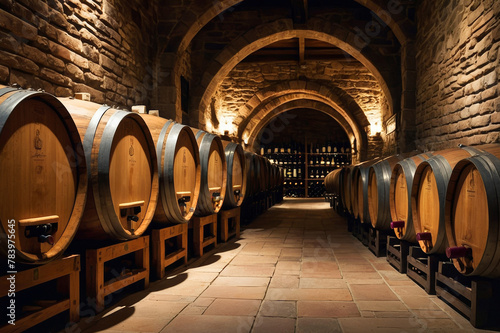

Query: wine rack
[261,140,351,198]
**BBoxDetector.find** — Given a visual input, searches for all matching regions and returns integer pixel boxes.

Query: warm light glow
[205,119,213,133]
[219,115,237,136]
[242,131,250,145]
[370,121,382,135]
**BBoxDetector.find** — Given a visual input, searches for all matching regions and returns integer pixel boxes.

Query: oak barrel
[61,98,159,240]
[368,154,408,230]
[389,153,434,242]
[445,144,500,278]
[341,166,354,214]
[411,146,477,254]
[324,168,342,195]
[351,158,381,222]
[0,86,87,263]
[222,141,247,209]
[257,155,270,193]
[192,129,227,216]
[141,115,201,223]
[243,151,261,200]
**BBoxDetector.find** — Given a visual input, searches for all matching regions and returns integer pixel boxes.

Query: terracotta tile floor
[76,198,494,333]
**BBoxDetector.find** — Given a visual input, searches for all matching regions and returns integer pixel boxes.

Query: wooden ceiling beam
[299,37,305,63]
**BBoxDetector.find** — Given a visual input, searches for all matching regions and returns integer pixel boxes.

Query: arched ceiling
[157,0,416,154]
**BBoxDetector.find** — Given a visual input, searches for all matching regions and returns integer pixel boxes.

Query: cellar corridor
[71,199,484,333]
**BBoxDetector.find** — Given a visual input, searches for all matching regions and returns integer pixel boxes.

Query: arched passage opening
[256,108,353,197]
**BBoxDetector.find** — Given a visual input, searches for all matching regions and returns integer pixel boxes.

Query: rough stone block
[0,8,37,41]
[40,67,71,86]
[0,64,9,82]
[66,63,84,82]
[0,49,39,74]
[470,114,490,128]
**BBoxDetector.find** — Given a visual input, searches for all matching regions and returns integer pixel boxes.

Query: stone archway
[234,80,370,135]
[190,19,397,129]
[246,99,368,161]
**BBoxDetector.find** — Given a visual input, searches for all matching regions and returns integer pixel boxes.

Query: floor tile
[211,276,270,287]
[204,298,261,316]
[200,285,267,299]
[259,300,297,317]
[251,316,295,333]
[349,284,399,301]
[297,318,342,333]
[297,301,360,317]
[160,315,253,333]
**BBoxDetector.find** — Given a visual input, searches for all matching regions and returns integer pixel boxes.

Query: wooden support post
[0,255,80,332]
[386,235,410,273]
[191,214,217,257]
[406,245,439,294]
[218,206,241,242]
[86,236,149,313]
[151,224,188,279]
[368,227,387,257]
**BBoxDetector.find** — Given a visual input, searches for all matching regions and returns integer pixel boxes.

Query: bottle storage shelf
[262,139,352,198]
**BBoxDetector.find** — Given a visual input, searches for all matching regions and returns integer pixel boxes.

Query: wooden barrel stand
[368,227,388,257]
[0,255,80,332]
[85,236,149,312]
[386,235,410,273]
[406,246,442,294]
[435,261,500,328]
[190,214,217,257]
[151,224,188,280]
[218,207,241,242]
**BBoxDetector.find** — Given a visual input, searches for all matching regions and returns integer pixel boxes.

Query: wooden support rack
[406,246,439,294]
[346,214,354,232]
[218,206,241,242]
[386,236,410,273]
[368,227,387,257]
[351,217,362,240]
[86,236,149,313]
[151,224,188,279]
[435,261,500,328]
[0,255,80,333]
[190,214,217,257]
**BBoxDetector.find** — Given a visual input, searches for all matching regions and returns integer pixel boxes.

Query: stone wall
[0,0,158,107]
[415,0,500,151]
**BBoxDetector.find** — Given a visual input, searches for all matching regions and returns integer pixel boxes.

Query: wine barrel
[192,129,227,216]
[222,141,247,209]
[368,155,409,230]
[258,155,270,193]
[324,168,342,195]
[389,153,434,242]
[60,98,158,240]
[0,86,87,264]
[243,151,261,200]
[445,144,500,278]
[411,146,478,254]
[141,115,200,223]
[342,165,354,214]
[351,158,381,222]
